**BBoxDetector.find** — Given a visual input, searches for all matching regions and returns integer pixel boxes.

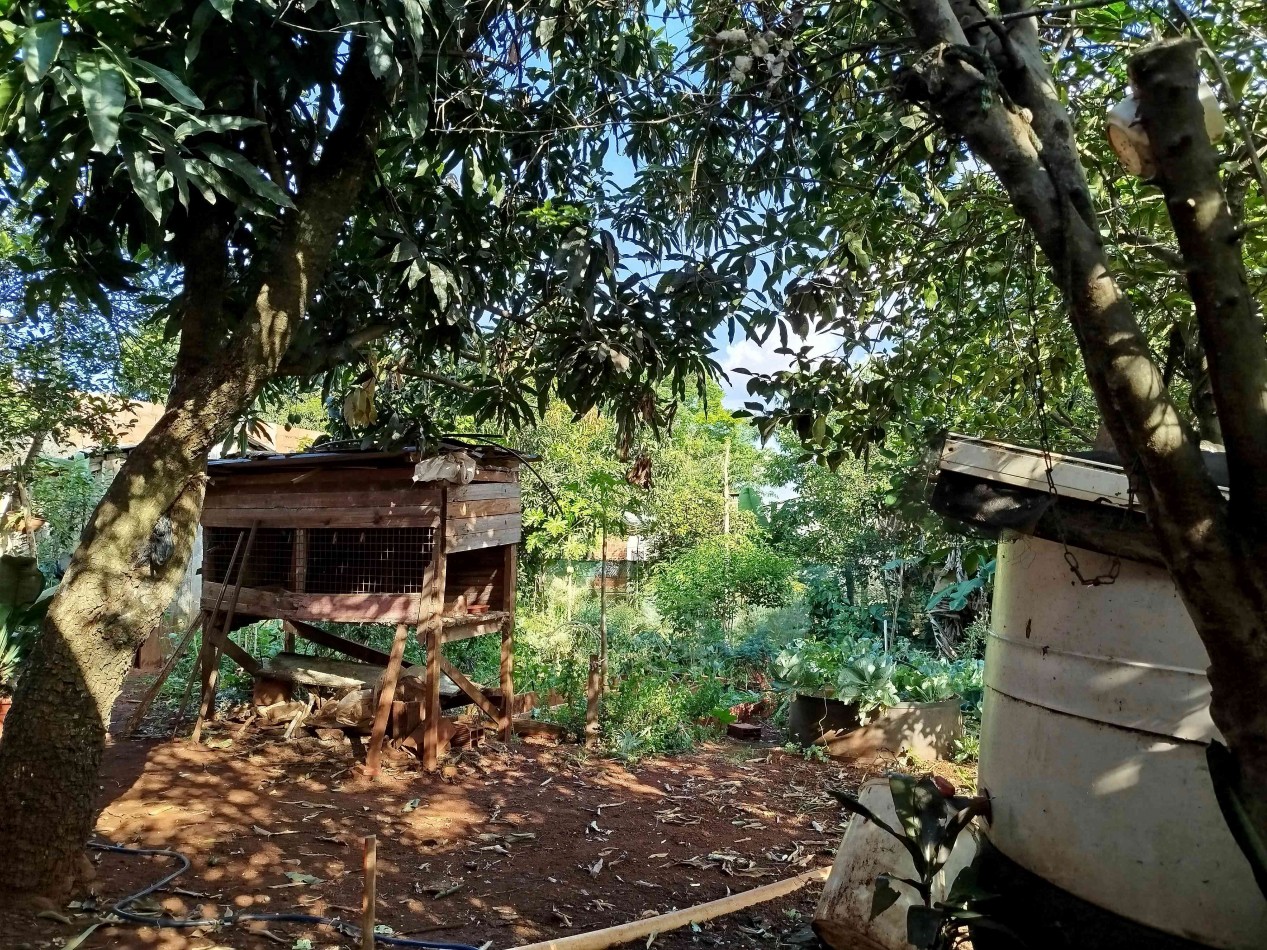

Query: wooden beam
[366,623,411,777]
[438,657,501,722]
[283,618,392,665]
[421,488,448,771]
[507,867,829,950]
[123,610,206,737]
[201,584,425,625]
[500,543,516,742]
[203,488,441,510]
[202,508,441,529]
[205,625,261,677]
[194,521,258,742]
[261,653,386,690]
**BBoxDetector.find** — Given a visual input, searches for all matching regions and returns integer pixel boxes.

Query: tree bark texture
[0,65,384,896]
[898,0,1267,862]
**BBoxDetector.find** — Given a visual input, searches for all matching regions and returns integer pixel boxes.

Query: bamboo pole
[361,834,377,950]
[193,521,258,743]
[509,866,828,950]
[122,610,207,736]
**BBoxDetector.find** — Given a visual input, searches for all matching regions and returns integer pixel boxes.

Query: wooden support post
[499,543,517,742]
[585,654,601,748]
[193,521,258,743]
[123,610,206,736]
[421,488,448,771]
[365,623,410,776]
[361,834,377,950]
[190,638,221,745]
[287,529,305,656]
[423,626,442,769]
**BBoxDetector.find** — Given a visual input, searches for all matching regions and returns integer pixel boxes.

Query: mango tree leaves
[75,57,126,153]
[21,20,60,83]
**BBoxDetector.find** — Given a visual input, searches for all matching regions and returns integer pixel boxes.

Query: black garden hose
[89,841,483,950]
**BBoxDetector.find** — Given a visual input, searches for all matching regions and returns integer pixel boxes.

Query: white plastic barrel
[982,533,1267,948]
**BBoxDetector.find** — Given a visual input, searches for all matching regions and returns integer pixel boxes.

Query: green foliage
[775,635,983,722]
[0,554,55,689]
[29,455,110,572]
[834,775,996,950]
[651,533,796,634]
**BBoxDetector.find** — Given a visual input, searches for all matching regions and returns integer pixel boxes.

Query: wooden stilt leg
[192,521,258,744]
[191,638,221,744]
[499,544,516,742]
[124,610,206,736]
[365,622,410,776]
[419,490,448,772]
[423,624,442,771]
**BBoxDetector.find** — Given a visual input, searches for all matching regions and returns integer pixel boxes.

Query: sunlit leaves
[75,56,125,152]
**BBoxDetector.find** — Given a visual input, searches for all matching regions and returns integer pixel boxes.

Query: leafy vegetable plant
[833,774,997,950]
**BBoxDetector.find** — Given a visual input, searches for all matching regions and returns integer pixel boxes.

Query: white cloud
[716,326,844,410]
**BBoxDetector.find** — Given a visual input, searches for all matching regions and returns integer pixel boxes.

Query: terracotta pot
[467,604,490,616]
[0,695,12,736]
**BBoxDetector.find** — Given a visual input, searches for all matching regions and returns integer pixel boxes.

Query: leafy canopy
[1,0,731,445]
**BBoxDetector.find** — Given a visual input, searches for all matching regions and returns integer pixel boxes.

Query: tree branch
[1131,38,1267,533]
[897,0,1225,571]
[1166,0,1267,202]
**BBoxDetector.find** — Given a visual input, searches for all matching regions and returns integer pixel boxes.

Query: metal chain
[1022,235,1120,587]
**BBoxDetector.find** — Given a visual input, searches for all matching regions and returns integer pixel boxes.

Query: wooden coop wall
[200,459,520,625]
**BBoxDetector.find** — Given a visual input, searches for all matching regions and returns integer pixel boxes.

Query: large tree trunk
[898,0,1267,859]
[0,64,383,894]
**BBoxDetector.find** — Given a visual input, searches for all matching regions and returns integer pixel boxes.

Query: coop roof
[931,433,1228,565]
[205,438,535,475]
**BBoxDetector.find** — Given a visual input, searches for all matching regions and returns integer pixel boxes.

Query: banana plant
[0,555,55,691]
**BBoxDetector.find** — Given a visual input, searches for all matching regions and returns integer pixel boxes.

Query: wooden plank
[446,497,520,519]
[206,625,261,677]
[448,482,519,502]
[283,619,392,666]
[194,521,259,743]
[366,623,411,776]
[447,526,521,554]
[500,544,516,741]
[446,514,520,540]
[439,657,501,722]
[202,508,440,529]
[203,488,441,510]
[201,584,424,624]
[291,528,307,595]
[441,613,510,644]
[465,469,517,483]
[261,652,384,689]
[422,488,448,771]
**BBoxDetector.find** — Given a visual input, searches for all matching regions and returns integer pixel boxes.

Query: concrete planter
[789,693,962,761]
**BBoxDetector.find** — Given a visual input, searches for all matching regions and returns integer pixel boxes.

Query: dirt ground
[0,689,923,950]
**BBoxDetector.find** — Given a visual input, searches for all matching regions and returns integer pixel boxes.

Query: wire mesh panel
[204,526,295,589]
[305,527,435,595]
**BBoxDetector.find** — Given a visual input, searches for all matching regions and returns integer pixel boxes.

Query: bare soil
[0,689,909,950]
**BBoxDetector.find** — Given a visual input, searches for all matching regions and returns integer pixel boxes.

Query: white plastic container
[814,779,977,950]
[983,532,1267,948]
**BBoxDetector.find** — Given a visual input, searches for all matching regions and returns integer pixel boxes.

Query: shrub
[651,534,797,633]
